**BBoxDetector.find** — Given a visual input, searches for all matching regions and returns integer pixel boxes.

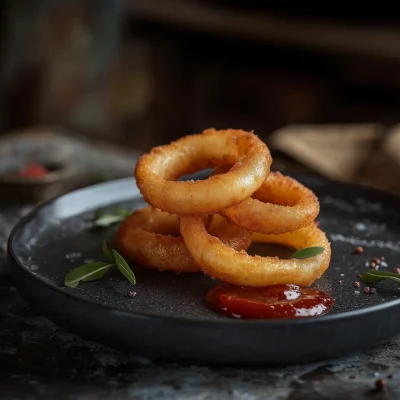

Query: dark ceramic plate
[7,175,400,365]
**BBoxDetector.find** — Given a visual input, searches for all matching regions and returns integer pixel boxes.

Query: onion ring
[116,207,252,273]
[180,217,331,287]
[213,167,319,234]
[135,129,272,214]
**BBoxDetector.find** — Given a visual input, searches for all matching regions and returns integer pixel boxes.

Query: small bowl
[0,162,76,204]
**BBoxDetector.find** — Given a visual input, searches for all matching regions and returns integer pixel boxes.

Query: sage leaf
[102,240,114,262]
[82,264,114,282]
[92,208,130,228]
[290,246,325,259]
[65,262,113,288]
[112,249,136,285]
[362,270,400,285]
[93,214,125,228]
[94,207,130,219]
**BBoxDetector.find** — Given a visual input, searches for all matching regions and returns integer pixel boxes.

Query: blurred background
[1,0,400,202]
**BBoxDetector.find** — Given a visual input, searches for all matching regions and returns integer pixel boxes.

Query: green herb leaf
[64,262,114,288]
[92,208,130,228]
[102,240,115,262]
[290,246,325,259]
[112,249,136,285]
[90,172,108,184]
[93,214,124,227]
[362,270,400,285]
[82,265,114,282]
[94,207,130,219]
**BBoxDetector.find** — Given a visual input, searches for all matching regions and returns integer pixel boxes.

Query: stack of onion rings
[116,128,331,288]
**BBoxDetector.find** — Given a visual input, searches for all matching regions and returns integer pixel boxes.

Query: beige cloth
[270,123,400,195]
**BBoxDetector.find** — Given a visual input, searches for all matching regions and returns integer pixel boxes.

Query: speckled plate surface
[7,175,400,365]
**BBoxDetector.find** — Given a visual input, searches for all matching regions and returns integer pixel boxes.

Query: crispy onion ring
[213,167,320,234]
[116,207,252,273]
[180,217,331,287]
[135,129,272,214]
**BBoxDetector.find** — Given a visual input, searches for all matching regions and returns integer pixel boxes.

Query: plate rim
[8,175,400,327]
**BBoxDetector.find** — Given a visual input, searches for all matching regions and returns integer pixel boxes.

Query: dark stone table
[0,135,398,399]
[1,209,399,400]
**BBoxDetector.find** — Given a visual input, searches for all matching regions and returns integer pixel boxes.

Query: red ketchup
[206,284,334,319]
[17,163,48,178]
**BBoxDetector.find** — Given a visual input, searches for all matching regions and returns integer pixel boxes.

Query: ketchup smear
[206,284,334,319]
[17,163,48,178]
